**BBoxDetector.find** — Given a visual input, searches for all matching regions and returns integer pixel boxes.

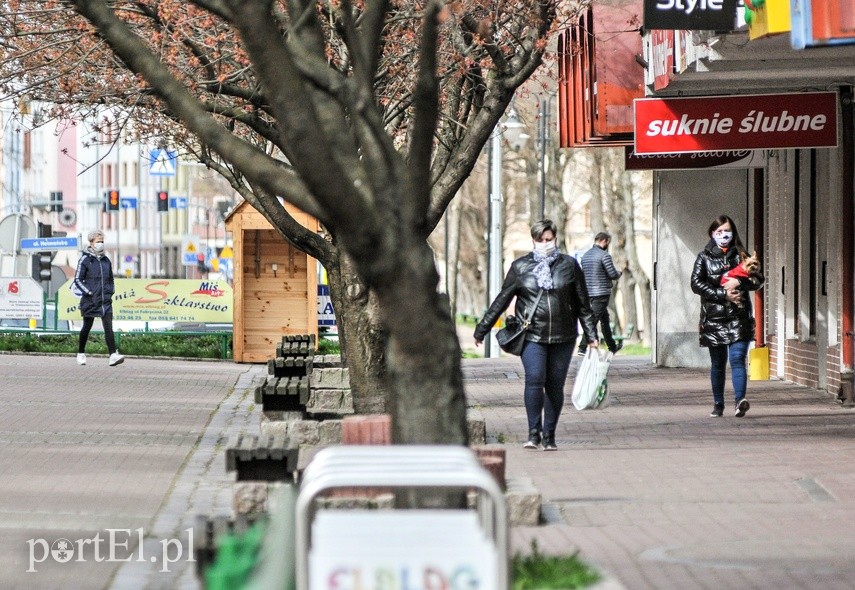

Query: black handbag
[495,289,544,355]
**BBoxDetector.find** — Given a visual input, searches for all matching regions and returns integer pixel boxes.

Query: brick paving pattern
[2,351,854,589]
[465,355,855,590]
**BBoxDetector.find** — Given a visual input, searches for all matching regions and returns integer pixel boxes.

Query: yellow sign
[219,245,233,259]
[748,0,791,41]
[58,278,233,323]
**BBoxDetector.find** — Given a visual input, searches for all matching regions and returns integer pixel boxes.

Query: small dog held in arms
[721,251,762,306]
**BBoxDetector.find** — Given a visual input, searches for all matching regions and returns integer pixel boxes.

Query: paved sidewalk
[3,351,854,589]
[0,353,262,590]
[465,355,855,590]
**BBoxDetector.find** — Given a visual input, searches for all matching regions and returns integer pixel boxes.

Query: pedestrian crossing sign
[149,148,177,177]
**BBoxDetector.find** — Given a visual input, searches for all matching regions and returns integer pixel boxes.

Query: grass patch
[619,342,651,356]
[512,541,601,589]
[457,314,479,327]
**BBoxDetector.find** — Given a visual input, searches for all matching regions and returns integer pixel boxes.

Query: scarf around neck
[531,248,560,290]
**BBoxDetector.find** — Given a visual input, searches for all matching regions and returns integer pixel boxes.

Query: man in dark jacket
[578,232,623,355]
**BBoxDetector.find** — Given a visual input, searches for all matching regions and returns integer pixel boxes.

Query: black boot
[710,403,724,417]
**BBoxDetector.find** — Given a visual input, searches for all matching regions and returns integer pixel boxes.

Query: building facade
[560,1,855,399]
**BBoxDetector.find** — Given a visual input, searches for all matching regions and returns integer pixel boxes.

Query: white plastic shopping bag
[572,349,613,410]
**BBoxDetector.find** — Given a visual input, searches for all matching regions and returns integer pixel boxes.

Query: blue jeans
[520,340,575,435]
[708,340,750,406]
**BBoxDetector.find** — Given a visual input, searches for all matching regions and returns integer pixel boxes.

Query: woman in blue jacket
[72,230,124,366]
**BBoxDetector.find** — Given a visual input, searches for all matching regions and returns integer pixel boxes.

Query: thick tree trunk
[375,241,468,447]
[325,252,390,414]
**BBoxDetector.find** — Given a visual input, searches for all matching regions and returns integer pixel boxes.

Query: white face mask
[533,240,556,256]
[93,242,105,253]
[713,232,732,248]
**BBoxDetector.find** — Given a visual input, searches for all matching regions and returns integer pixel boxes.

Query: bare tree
[1,1,582,444]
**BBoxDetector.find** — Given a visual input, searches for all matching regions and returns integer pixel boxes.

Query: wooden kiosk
[224,200,319,363]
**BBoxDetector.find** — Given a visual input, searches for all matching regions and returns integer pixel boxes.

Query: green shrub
[316,338,340,355]
[512,541,601,589]
[0,331,342,360]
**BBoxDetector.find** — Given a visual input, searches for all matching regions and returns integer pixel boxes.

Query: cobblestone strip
[108,364,265,590]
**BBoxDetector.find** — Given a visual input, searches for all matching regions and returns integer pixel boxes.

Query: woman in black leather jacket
[474,220,598,451]
[690,215,764,418]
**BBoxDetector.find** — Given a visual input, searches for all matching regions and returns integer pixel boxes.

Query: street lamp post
[485,107,528,358]
[537,92,557,221]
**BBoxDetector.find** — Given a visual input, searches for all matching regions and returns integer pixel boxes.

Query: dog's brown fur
[721,251,761,307]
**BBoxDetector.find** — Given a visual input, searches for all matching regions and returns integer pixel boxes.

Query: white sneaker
[108,352,125,367]
[76,353,86,365]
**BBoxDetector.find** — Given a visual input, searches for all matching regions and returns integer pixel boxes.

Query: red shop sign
[634,92,838,154]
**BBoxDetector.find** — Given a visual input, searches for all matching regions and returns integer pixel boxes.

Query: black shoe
[577,348,587,357]
[610,342,624,354]
[542,434,557,451]
[710,404,724,417]
[523,430,541,449]
[735,398,750,417]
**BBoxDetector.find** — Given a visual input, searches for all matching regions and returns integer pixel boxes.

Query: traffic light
[49,191,63,213]
[37,252,52,281]
[157,190,169,212]
[106,190,120,211]
[33,222,53,282]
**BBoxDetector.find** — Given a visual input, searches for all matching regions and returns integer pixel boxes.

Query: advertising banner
[624,147,768,169]
[647,30,674,90]
[747,0,791,40]
[58,278,233,323]
[644,0,738,30]
[0,277,44,319]
[791,0,855,49]
[634,92,838,154]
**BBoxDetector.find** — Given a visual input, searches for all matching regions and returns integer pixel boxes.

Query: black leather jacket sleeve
[473,264,522,342]
[474,254,599,344]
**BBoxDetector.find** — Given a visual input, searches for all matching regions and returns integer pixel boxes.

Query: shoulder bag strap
[521,289,544,330]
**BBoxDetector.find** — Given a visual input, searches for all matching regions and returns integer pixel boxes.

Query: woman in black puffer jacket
[690,215,764,418]
[72,230,124,367]
[474,220,598,451]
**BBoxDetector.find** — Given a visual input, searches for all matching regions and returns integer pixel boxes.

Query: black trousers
[79,314,117,354]
[578,295,618,353]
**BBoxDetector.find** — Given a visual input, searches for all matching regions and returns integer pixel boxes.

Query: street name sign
[20,236,80,251]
